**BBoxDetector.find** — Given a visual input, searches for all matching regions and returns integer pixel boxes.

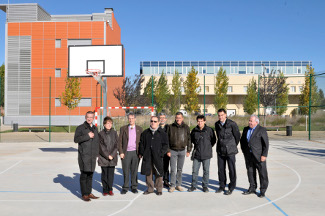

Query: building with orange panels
[0,3,125,125]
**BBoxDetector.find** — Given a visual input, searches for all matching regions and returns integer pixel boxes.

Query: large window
[291,86,296,93]
[228,86,233,93]
[78,98,92,107]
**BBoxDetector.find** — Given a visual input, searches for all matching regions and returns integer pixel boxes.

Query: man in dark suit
[240,114,269,198]
[158,113,170,188]
[118,113,143,194]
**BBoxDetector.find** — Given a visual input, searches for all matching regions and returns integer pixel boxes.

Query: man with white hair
[240,115,269,198]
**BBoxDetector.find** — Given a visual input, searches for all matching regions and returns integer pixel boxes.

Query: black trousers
[80,171,94,196]
[244,153,269,193]
[101,166,115,193]
[217,154,236,191]
[163,153,170,183]
[121,150,139,190]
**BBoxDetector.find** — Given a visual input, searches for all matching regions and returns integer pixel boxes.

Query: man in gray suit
[240,114,269,198]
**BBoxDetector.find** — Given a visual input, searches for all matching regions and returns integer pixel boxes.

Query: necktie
[247,128,254,142]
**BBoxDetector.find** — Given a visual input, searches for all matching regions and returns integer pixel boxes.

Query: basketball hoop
[86,69,102,82]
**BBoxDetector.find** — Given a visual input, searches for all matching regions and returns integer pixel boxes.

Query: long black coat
[74,122,99,172]
[240,124,269,162]
[139,128,169,176]
[98,128,118,167]
[215,119,241,156]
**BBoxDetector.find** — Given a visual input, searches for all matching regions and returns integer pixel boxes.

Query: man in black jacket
[139,116,169,196]
[215,108,241,195]
[74,111,100,202]
[240,114,269,198]
[188,115,216,193]
[167,112,192,192]
[158,113,170,188]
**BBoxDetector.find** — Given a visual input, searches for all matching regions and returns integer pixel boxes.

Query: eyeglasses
[150,120,158,123]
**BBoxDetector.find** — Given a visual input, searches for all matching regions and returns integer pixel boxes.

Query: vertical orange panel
[80,22,92,38]
[7,23,20,36]
[20,23,32,36]
[55,22,67,39]
[44,22,55,39]
[92,21,104,39]
[43,40,55,68]
[31,40,43,69]
[56,39,68,68]
[32,22,43,40]
[68,22,79,39]
[91,39,104,45]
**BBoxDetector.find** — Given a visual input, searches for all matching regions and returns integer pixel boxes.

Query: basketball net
[86,69,106,91]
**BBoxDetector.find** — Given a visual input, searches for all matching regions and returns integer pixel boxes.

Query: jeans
[170,149,186,187]
[191,158,211,188]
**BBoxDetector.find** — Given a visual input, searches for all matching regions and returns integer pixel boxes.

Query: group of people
[74,109,269,202]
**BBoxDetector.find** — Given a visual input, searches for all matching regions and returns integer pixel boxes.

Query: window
[239,71,246,74]
[55,98,61,107]
[196,86,201,93]
[67,39,92,46]
[55,68,61,77]
[55,39,61,48]
[78,98,92,107]
[297,68,302,74]
[291,86,296,93]
[180,87,184,93]
[299,86,303,92]
[243,86,248,93]
[228,86,233,93]
[205,86,209,92]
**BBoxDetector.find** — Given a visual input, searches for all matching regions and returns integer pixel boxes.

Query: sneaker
[203,187,209,193]
[169,187,175,193]
[108,191,114,196]
[176,186,184,192]
[188,186,196,192]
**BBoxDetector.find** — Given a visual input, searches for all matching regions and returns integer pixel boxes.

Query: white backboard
[68,45,123,77]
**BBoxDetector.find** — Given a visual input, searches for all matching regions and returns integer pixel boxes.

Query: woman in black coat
[139,116,168,195]
[98,116,118,196]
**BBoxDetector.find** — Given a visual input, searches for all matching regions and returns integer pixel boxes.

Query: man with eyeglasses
[118,113,143,194]
[158,113,170,187]
[139,116,168,195]
[167,112,192,192]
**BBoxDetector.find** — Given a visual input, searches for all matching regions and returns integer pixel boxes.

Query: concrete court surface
[0,139,324,216]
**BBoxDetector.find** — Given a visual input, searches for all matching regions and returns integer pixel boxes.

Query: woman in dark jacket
[98,116,118,196]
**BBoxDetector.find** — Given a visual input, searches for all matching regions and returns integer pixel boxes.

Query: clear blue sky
[1,0,325,88]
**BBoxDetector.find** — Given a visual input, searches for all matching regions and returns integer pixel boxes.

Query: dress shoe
[108,191,114,196]
[188,186,196,192]
[203,187,209,193]
[131,189,138,194]
[88,193,99,199]
[169,187,175,193]
[143,191,154,195]
[243,190,256,195]
[156,192,162,196]
[164,181,171,188]
[225,190,233,195]
[121,189,128,195]
[215,188,225,193]
[82,195,91,202]
[258,192,265,198]
[176,186,184,191]
[102,193,108,196]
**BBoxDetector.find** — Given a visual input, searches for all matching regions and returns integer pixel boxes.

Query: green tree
[214,67,229,112]
[243,78,258,115]
[184,66,200,114]
[170,70,182,115]
[299,65,319,115]
[143,75,157,106]
[318,89,325,107]
[154,72,170,113]
[0,63,4,108]
[275,72,289,115]
[60,71,82,133]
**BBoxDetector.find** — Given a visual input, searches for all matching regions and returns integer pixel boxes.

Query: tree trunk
[263,107,267,127]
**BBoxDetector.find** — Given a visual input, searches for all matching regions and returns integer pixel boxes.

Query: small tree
[243,78,258,115]
[214,67,229,112]
[318,89,325,107]
[154,72,170,113]
[143,75,157,106]
[184,66,200,114]
[170,70,182,115]
[275,72,289,115]
[299,65,319,115]
[0,63,4,108]
[60,71,82,133]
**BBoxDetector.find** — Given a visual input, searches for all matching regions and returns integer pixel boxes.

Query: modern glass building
[140,61,312,75]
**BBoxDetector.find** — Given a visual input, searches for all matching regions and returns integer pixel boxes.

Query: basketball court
[0,138,324,216]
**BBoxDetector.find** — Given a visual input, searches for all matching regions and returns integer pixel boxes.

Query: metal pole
[258,75,260,118]
[151,75,154,107]
[103,77,107,119]
[308,73,312,140]
[100,85,103,130]
[204,75,206,115]
[49,77,51,142]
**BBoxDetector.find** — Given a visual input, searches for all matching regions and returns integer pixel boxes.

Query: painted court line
[0,200,131,202]
[107,193,143,216]
[0,160,23,175]
[224,160,301,216]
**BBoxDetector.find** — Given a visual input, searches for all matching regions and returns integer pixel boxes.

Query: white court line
[0,160,23,175]
[224,160,301,216]
[0,200,131,202]
[107,192,143,216]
